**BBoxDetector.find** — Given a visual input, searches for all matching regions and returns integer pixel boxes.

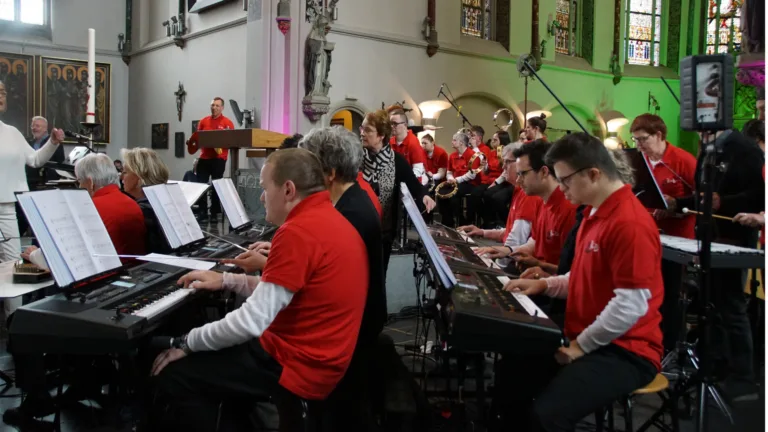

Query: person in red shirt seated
[421,134,448,187]
[497,133,662,431]
[470,130,511,228]
[437,131,481,227]
[23,153,147,268]
[388,108,426,182]
[193,97,236,221]
[150,149,368,431]
[524,113,548,142]
[481,140,577,276]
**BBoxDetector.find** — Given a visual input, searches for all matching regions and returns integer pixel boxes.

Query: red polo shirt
[480,147,503,185]
[390,130,425,167]
[567,185,664,370]
[259,191,368,400]
[502,186,542,242]
[424,146,448,175]
[356,172,382,218]
[92,184,146,257]
[531,187,577,266]
[646,142,696,238]
[197,114,236,160]
[448,148,482,186]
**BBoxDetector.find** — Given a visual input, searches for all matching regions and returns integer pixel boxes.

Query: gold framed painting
[0,52,35,137]
[39,56,111,144]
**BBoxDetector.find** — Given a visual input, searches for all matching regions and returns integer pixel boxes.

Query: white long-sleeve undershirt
[542,272,652,354]
[187,273,294,352]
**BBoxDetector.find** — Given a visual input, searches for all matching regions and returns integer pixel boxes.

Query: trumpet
[493,108,515,131]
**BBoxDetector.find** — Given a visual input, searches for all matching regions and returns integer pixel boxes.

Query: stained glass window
[625,0,663,66]
[706,0,742,54]
[0,0,47,25]
[555,0,571,54]
[461,0,494,40]
[0,0,15,21]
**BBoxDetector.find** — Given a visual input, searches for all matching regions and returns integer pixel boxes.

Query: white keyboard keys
[496,276,549,319]
[133,288,194,319]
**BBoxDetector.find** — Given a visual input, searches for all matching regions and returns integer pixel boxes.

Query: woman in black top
[360,110,436,270]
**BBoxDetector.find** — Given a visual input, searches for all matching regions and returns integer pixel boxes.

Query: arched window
[706,0,742,54]
[461,0,494,40]
[625,0,663,66]
[555,0,580,56]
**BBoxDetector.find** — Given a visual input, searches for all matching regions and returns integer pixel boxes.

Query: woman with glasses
[121,147,172,254]
[630,114,696,239]
[360,110,435,270]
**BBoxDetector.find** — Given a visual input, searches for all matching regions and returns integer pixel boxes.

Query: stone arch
[323,100,370,130]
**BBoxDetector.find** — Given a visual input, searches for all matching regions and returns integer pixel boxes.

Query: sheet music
[17,190,121,287]
[400,183,456,288]
[213,178,250,229]
[144,184,204,250]
[138,253,216,271]
[660,234,764,255]
[55,170,76,180]
[168,180,210,206]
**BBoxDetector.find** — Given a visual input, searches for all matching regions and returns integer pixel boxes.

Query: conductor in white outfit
[0,81,63,312]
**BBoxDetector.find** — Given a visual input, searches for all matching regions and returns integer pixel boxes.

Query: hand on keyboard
[502,278,547,296]
[520,266,551,280]
[510,251,540,267]
[457,225,483,237]
[248,241,272,255]
[221,249,267,273]
[474,246,510,259]
[178,271,225,291]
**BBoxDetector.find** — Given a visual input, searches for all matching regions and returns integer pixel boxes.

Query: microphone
[436,83,445,98]
[64,130,92,141]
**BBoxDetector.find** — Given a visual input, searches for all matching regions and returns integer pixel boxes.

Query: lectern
[197,128,290,179]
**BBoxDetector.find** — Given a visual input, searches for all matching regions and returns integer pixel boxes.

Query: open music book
[16,190,122,288]
[400,183,456,289]
[143,183,205,250]
[212,178,251,230]
[167,180,210,207]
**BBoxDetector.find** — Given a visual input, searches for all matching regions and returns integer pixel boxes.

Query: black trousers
[196,158,226,215]
[484,181,514,226]
[436,182,475,227]
[469,184,490,227]
[661,260,685,352]
[151,339,282,432]
[493,344,656,432]
[709,268,754,383]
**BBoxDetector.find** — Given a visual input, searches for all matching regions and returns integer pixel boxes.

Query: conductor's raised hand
[178,271,224,291]
[502,278,547,296]
[50,128,65,145]
[221,250,267,273]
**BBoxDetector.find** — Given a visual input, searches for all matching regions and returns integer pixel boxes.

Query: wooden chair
[595,373,679,432]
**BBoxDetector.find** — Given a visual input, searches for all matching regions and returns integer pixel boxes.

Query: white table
[0,261,54,300]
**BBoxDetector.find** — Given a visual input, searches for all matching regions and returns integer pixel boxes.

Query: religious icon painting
[152,123,169,149]
[0,52,34,137]
[38,56,111,143]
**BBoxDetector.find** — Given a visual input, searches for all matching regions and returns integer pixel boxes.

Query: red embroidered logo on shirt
[585,241,600,253]
[663,178,678,185]
[546,230,560,241]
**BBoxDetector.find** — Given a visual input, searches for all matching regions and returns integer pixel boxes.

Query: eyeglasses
[631,135,651,144]
[557,167,590,187]
[390,121,405,127]
[502,159,515,166]
[516,168,534,177]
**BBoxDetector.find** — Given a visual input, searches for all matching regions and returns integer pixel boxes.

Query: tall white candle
[86,28,96,124]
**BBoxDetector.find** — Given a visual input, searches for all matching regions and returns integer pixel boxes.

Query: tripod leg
[706,384,734,424]
[696,381,708,432]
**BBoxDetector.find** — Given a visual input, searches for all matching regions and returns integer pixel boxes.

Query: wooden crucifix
[174,82,186,121]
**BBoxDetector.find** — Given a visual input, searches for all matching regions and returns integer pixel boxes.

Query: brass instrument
[496,145,503,159]
[434,181,458,199]
[493,108,515,131]
[468,151,486,174]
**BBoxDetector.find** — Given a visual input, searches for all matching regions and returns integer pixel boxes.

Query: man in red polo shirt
[388,109,426,181]
[421,134,448,185]
[437,132,481,227]
[151,149,368,431]
[481,140,576,275]
[498,133,662,431]
[195,97,235,220]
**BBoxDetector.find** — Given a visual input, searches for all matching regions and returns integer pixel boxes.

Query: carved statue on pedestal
[302,0,338,122]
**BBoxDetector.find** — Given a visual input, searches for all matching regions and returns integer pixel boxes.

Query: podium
[197,128,289,180]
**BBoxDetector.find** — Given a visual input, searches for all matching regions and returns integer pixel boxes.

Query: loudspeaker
[175,132,185,158]
[680,54,734,131]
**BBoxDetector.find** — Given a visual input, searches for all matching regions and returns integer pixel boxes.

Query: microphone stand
[522,61,589,134]
[438,87,473,128]
[661,76,681,105]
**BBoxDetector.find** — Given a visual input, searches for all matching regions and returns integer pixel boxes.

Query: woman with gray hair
[24,153,147,268]
[438,131,480,227]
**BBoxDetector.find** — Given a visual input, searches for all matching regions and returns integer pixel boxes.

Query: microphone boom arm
[438,87,473,128]
[523,61,588,134]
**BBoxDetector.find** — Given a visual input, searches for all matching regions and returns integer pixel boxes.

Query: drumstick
[681,207,734,221]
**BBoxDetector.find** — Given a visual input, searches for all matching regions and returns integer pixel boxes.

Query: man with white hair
[24,116,65,191]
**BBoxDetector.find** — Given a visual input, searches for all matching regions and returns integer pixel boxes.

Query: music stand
[624,148,668,210]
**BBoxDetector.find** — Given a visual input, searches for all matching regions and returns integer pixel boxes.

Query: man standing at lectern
[196,97,235,221]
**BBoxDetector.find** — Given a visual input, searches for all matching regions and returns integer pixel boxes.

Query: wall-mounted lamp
[418,99,451,129]
[515,101,553,125]
[599,110,629,133]
[162,10,187,48]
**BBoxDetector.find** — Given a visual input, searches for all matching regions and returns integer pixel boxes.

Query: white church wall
[0,0,129,162]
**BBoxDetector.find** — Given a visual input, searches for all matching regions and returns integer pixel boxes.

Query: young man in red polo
[389,109,426,181]
[479,140,577,276]
[150,149,369,431]
[499,133,662,431]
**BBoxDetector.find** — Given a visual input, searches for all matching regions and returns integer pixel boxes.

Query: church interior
[0,0,764,430]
